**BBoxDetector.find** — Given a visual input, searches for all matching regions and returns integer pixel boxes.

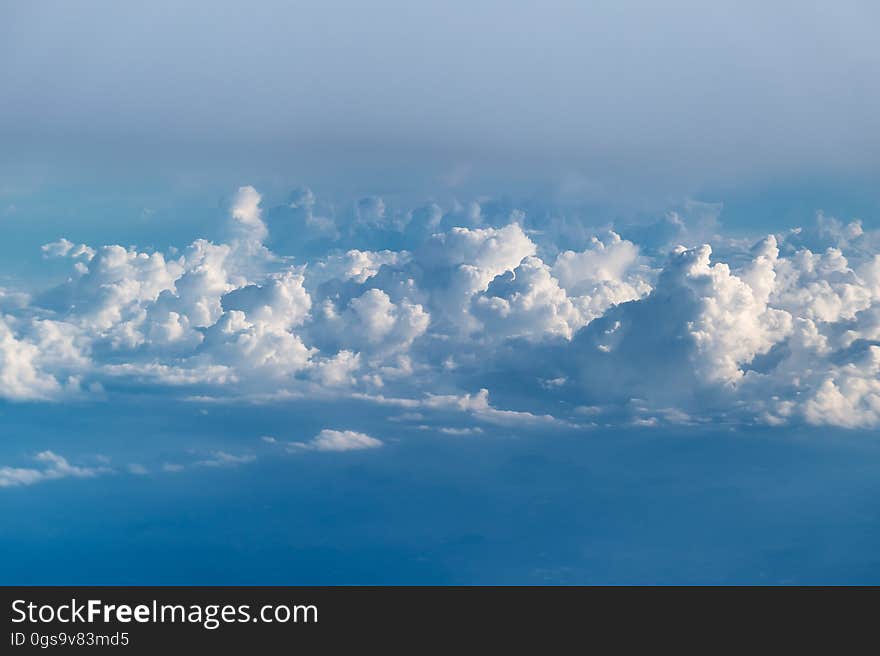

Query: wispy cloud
[0,451,108,488]
[194,452,257,468]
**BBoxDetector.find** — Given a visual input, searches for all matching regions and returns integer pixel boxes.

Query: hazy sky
[3,1,880,198]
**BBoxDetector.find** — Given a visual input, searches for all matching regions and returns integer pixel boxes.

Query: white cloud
[292,429,383,452]
[553,232,643,294]
[311,350,361,387]
[231,185,268,244]
[474,256,583,340]
[802,346,880,429]
[772,246,873,323]
[309,249,409,286]
[357,388,574,428]
[570,238,792,411]
[437,426,484,435]
[0,451,107,488]
[6,187,880,430]
[195,451,257,467]
[671,240,792,385]
[321,289,429,356]
[0,316,86,400]
[42,238,95,260]
[417,223,536,332]
[101,362,237,386]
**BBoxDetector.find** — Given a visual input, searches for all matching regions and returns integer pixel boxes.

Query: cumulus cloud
[416,223,536,332]
[567,239,791,410]
[230,185,269,244]
[666,239,791,385]
[474,256,582,340]
[201,270,316,378]
[0,316,89,400]
[264,187,339,250]
[3,185,880,430]
[320,288,429,356]
[292,429,383,452]
[309,249,409,286]
[310,350,360,387]
[555,229,880,427]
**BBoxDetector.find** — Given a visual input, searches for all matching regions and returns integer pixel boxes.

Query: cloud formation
[0,451,107,488]
[2,185,880,429]
[293,429,383,452]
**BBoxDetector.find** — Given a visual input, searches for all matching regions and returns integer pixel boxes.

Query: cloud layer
[3,186,880,429]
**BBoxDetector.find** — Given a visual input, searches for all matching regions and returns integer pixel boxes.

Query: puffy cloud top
[2,186,880,430]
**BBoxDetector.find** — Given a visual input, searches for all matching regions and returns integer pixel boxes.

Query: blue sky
[6,398,880,585]
[3,1,880,584]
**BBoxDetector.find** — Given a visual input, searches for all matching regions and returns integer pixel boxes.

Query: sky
[3,1,880,584]
[3,2,880,194]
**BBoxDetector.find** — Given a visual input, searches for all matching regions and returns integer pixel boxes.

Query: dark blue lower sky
[3,398,879,585]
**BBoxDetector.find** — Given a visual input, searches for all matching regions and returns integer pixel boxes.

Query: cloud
[320,289,429,356]
[309,249,409,286]
[311,350,360,387]
[355,196,387,229]
[0,317,88,400]
[416,223,536,332]
[230,185,268,244]
[0,451,107,488]
[437,426,484,435]
[3,185,880,430]
[42,238,95,260]
[474,256,582,340]
[292,429,383,452]
[195,451,257,467]
[265,187,339,249]
[357,388,574,428]
[553,230,880,427]
[564,239,792,409]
